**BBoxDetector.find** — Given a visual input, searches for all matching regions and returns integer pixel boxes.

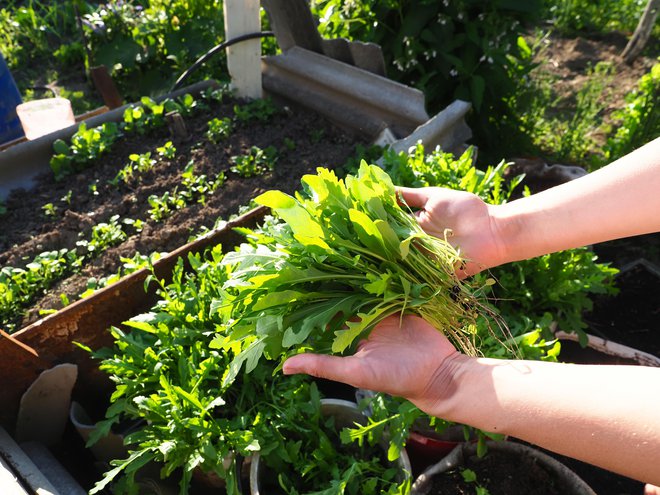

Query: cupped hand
[398,186,507,277]
[283,314,467,415]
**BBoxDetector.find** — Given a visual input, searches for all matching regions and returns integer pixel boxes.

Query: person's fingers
[396,186,432,209]
[645,484,660,495]
[356,338,369,352]
[283,353,364,388]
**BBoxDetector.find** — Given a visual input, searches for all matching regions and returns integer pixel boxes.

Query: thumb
[283,353,361,387]
[396,186,431,209]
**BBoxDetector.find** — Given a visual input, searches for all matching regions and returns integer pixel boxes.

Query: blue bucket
[0,52,24,144]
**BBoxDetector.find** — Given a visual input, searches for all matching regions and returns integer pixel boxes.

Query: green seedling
[41,203,58,218]
[50,122,121,180]
[206,117,233,143]
[233,98,278,123]
[230,146,277,177]
[309,128,325,144]
[156,141,176,159]
[61,190,73,205]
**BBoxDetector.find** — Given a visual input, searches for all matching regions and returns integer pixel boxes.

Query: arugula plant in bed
[86,247,408,494]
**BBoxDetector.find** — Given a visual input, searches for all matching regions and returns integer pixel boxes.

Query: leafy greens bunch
[84,248,335,495]
[215,162,494,384]
[83,249,255,494]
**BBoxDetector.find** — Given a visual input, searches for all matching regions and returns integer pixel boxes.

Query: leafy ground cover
[508,31,659,167]
[0,0,274,113]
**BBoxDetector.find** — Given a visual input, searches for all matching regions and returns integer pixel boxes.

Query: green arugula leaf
[255,190,325,238]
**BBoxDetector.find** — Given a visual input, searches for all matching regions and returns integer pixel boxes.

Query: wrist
[412,355,516,436]
[484,203,522,268]
[488,200,541,266]
[409,352,478,420]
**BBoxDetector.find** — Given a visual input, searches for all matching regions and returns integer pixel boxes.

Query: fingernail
[282,360,298,375]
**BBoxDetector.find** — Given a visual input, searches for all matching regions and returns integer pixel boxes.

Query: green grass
[542,0,659,38]
[508,59,614,167]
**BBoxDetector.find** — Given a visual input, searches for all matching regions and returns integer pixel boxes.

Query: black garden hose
[171,31,275,92]
[27,86,58,98]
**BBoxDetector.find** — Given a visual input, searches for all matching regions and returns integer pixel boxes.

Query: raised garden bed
[0,86,363,334]
[0,84,369,439]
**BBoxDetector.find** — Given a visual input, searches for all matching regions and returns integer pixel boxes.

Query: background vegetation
[1,0,657,163]
[311,0,659,164]
[0,0,274,113]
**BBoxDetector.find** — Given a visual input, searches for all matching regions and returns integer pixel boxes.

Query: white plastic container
[16,97,76,140]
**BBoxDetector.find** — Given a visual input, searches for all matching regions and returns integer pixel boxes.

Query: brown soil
[425,449,568,495]
[0,94,362,330]
[532,30,656,150]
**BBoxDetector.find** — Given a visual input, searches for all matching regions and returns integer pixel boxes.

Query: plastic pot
[249,398,412,494]
[406,422,470,466]
[16,97,75,140]
[411,440,597,495]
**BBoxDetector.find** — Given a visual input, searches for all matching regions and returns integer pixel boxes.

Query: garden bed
[0,88,363,333]
[1,2,658,493]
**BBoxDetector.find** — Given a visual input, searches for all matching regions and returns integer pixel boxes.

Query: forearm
[427,357,660,484]
[491,137,660,264]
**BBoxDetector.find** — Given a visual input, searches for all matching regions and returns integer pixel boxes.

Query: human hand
[398,187,507,276]
[283,314,467,416]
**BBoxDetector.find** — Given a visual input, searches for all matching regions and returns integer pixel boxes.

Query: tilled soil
[0,94,363,330]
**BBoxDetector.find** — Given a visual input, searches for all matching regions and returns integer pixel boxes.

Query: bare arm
[401,137,660,275]
[439,355,660,485]
[493,136,660,264]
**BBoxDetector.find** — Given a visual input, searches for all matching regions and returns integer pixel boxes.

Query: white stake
[223,0,262,99]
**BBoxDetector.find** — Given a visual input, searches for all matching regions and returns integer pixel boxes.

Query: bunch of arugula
[215,162,495,385]
[379,142,618,345]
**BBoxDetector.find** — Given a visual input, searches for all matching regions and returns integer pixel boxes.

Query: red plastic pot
[406,425,471,474]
